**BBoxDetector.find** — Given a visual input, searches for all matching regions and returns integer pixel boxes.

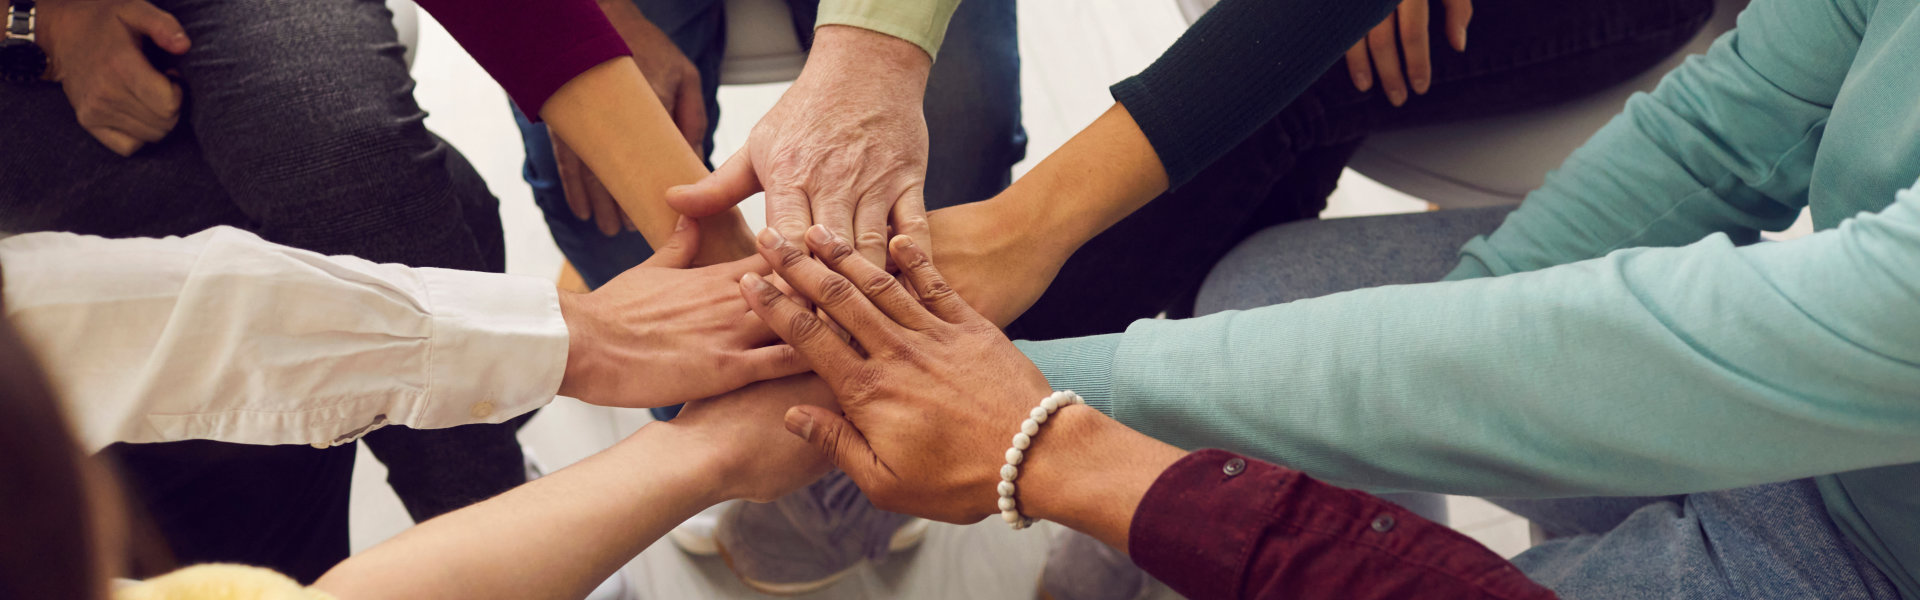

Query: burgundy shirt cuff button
[1371,514,1396,533]
[1223,457,1247,476]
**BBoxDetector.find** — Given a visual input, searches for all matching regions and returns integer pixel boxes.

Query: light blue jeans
[1194,207,1901,599]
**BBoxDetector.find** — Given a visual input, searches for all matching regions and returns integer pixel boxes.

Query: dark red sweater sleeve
[414,0,631,119]
[1129,449,1557,600]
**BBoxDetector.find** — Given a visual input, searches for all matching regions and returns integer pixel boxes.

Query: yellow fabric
[814,0,960,58]
[115,565,334,600]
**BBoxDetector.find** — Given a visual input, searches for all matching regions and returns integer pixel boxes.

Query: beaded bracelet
[997,390,1084,530]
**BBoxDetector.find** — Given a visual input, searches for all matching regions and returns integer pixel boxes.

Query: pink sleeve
[414,0,631,119]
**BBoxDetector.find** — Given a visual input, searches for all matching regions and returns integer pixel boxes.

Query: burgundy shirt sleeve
[1129,449,1557,600]
[414,0,631,119]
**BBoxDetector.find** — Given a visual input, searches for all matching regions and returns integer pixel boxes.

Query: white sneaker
[668,500,735,556]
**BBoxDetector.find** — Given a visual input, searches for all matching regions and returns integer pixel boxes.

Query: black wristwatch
[1,0,47,84]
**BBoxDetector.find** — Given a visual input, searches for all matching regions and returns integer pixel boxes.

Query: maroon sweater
[413,0,630,118]
[1133,450,1555,600]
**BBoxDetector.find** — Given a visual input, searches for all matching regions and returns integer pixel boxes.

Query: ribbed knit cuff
[1014,334,1122,417]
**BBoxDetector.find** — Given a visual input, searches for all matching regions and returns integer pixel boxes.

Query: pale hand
[662,374,838,502]
[1344,0,1472,106]
[557,217,807,408]
[741,226,1056,523]
[667,25,934,267]
[37,0,191,156]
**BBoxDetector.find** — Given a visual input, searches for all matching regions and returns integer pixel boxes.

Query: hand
[1344,0,1472,106]
[739,225,1054,523]
[557,216,807,408]
[924,200,1072,328]
[555,0,706,237]
[662,374,837,502]
[36,0,192,156]
[668,25,934,267]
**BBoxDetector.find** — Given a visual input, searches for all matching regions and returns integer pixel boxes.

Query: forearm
[314,422,721,600]
[541,59,754,262]
[1018,405,1183,552]
[992,104,1168,261]
[1024,188,1920,498]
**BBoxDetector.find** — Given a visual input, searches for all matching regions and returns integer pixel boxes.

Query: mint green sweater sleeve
[1023,186,1920,497]
[1449,0,1862,280]
[815,0,961,58]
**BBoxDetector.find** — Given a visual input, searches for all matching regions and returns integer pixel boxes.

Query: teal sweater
[1020,0,1920,596]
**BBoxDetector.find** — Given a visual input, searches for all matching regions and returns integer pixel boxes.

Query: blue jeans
[1194,209,1901,599]
[511,0,1024,292]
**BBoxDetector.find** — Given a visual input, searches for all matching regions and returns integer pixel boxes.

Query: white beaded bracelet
[998,390,1084,530]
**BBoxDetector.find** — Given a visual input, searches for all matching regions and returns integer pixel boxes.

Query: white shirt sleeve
[0,227,569,453]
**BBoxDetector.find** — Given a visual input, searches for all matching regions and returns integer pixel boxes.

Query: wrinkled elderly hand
[1344,0,1472,106]
[668,25,933,267]
[37,0,191,156]
[739,226,1055,523]
[556,0,706,236]
[557,217,806,408]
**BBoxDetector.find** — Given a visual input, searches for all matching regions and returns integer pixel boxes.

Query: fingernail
[784,410,813,439]
[741,272,767,290]
[674,215,690,231]
[758,228,783,249]
[806,224,833,245]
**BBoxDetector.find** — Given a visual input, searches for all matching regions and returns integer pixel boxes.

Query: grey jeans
[0,0,522,583]
[1194,208,1900,599]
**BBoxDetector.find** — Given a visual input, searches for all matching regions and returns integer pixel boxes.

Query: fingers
[673,72,708,151]
[85,126,145,157]
[804,224,943,331]
[1444,0,1473,52]
[666,147,761,218]
[1344,41,1373,92]
[731,344,810,386]
[755,228,901,349]
[1397,0,1433,95]
[851,193,895,267]
[739,272,862,373]
[784,405,890,491]
[1366,17,1408,107]
[551,138,594,221]
[121,1,191,55]
[639,216,699,268]
[765,185,815,253]
[888,235,976,324]
[890,189,932,265]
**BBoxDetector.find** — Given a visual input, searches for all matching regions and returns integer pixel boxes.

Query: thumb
[784,406,885,487]
[641,216,700,268]
[123,2,190,54]
[666,146,760,217]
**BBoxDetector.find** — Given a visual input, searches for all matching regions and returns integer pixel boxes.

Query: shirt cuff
[1015,334,1120,416]
[415,268,568,429]
[815,0,960,59]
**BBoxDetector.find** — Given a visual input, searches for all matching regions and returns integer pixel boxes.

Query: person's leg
[1009,0,1716,341]
[919,0,1024,208]
[152,0,525,524]
[101,441,356,585]
[1514,480,1900,599]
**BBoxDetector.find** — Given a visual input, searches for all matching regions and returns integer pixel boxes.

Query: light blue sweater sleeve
[1449,0,1863,279]
[1023,185,1920,497]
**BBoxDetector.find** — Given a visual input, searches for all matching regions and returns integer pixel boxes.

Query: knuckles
[812,274,862,308]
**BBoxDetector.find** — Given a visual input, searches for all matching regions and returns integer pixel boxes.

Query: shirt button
[1223,457,1247,477]
[471,401,495,419]
[1371,515,1396,533]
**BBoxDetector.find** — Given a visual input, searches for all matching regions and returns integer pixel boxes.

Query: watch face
[0,39,47,84]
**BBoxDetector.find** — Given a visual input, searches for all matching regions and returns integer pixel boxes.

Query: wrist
[627,421,734,507]
[1015,404,1183,550]
[555,289,601,400]
[804,25,932,88]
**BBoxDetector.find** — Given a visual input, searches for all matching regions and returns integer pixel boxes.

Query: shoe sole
[714,518,933,596]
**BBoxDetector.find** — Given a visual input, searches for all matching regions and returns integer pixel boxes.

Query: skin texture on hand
[1345,0,1472,106]
[667,25,935,267]
[36,0,191,156]
[556,216,806,408]
[739,226,1183,549]
[556,0,706,237]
